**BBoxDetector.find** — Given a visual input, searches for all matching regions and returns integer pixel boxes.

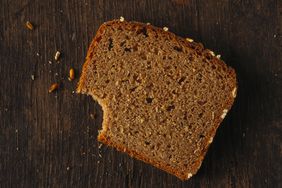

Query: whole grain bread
[77,19,237,180]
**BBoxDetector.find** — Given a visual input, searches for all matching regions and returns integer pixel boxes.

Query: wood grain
[0,0,281,187]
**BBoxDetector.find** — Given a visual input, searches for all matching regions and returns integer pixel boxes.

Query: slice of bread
[77,19,237,180]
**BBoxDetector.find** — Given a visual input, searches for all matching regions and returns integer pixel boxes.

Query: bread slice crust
[77,19,237,180]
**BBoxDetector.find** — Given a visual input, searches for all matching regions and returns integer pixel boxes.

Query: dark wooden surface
[0,0,281,187]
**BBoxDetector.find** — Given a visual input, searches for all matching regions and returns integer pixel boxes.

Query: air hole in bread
[146,97,153,104]
[120,41,126,47]
[178,77,186,84]
[166,105,175,112]
[183,113,188,120]
[144,141,150,145]
[124,47,131,52]
[198,113,203,118]
[129,86,138,92]
[136,27,148,37]
[108,38,113,50]
[174,46,183,52]
[197,100,207,106]
[172,89,178,95]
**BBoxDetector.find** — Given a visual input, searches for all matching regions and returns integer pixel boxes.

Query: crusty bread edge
[77,19,238,180]
[98,131,190,180]
[77,22,107,94]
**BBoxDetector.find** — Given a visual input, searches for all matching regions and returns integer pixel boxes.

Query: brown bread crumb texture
[77,19,237,180]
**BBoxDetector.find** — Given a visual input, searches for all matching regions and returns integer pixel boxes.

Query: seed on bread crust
[163,27,169,31]
[209,50,215,56]
[187,173,193,179]
[232,87,237,98]
[208,137,213,143]
[220,109,228,119]
[119,16,125,22]
[186,38,194,42]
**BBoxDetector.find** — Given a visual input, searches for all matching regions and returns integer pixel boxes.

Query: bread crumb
[48,61,52,64]
[68,68,75,81]
[220,109,228,119]
[186,38,194,42]
[25,21,34,30]
[146,22,151,25]
[36,52,40,56]
[48,83,59,93]
[187,173,193,179]
[232,87,237,98]
[208,137,213,143]
[31,75,35,80]
[71,33,76,41]
[119,16,125,22]
[54,51,61,61]
[163,27,169,31]
[98,143,102,149]
[66,167,70,170]
[216,54,221,59]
